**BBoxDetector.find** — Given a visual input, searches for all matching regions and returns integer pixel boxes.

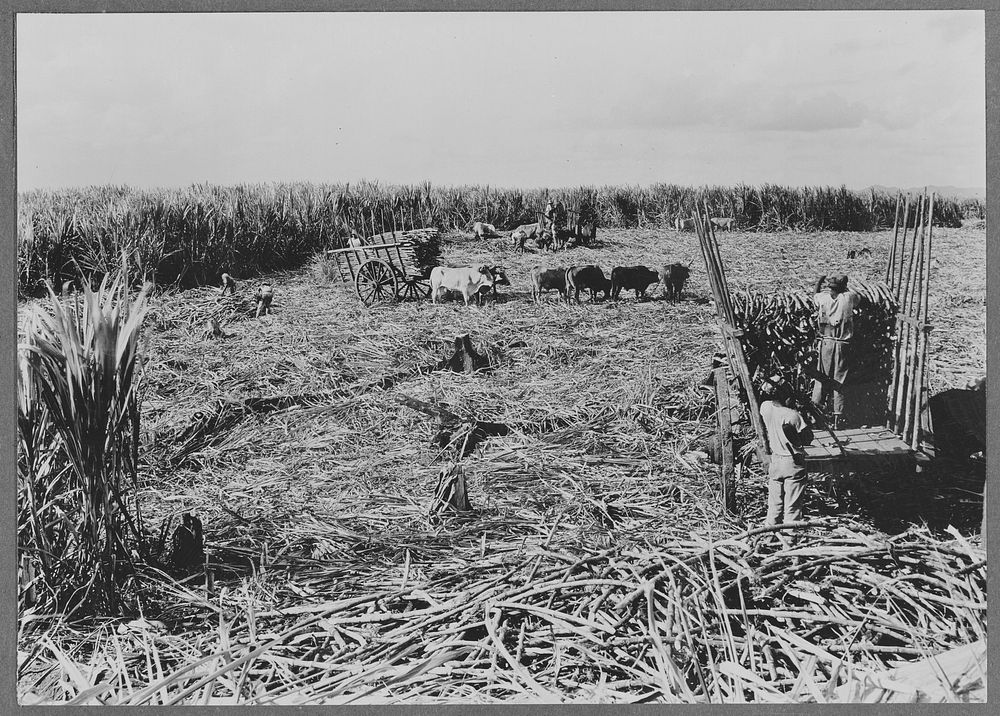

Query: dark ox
[658,263,691,302]
[565,265,611,303]
[530,266,568,302]
[476,265,511,305]
[674,217,695,231]
[610,266,660,300]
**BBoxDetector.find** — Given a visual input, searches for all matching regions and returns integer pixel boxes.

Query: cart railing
[325,240,428,281]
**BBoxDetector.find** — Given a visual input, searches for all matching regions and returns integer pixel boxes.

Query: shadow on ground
[808,456,986,535]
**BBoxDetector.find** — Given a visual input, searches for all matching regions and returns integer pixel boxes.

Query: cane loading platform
[803,426,914,465]
[694,192,937,511]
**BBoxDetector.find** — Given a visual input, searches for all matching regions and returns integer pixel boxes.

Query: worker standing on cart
[543,197,556,233]
[760,376,814,526]
[810,274,861,429]
[553,198,568,248]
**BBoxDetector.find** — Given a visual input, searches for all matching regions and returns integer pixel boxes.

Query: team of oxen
[424,216,700,306]
[429,263,691,307]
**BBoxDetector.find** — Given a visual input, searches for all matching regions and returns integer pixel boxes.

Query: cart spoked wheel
[400,279,431,301]
[355,259,399,306]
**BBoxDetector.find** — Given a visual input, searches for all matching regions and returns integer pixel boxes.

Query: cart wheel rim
[355,259,398,306]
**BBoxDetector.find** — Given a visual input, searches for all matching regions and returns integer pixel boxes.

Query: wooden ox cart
[696,192,937,514]
[324,228,441,306]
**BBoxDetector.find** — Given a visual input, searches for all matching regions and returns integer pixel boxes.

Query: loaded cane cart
[695,192,938,514]
[533,196,599,248]
[325,227,442,306]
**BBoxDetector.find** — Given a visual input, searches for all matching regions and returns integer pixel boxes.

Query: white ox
[710,217,735,231]
[430,265,498,305]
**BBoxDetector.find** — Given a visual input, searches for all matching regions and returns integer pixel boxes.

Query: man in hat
[543,198,555,231]
[552,197,569,248]
[811,273,861,429]
[759,376,814,526]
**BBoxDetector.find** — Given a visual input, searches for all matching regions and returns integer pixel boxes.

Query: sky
[16,10,986,191]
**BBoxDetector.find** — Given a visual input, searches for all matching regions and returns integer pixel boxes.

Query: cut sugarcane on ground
[16,225,986,704]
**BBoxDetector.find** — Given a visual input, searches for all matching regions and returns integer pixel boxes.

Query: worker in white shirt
[810,274,861,429]
[759,376,814,526]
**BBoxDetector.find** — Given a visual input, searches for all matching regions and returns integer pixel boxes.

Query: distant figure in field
[543,198,555,233]
[549,199,568,248]
[255,284,274,317]
[220,273,237,296]
[810,273,861,428]
[347,229,366,248]
[471,221,502,240]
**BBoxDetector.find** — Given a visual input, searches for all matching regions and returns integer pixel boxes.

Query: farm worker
[542,198,558,247]
[810,273,861,429]
[544,198,555,230]
[553,198,568,234]
[759,376,814,526]
[549,198,568,248]
[254,283,274,317]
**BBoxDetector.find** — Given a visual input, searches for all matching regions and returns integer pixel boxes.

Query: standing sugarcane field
[14,10,987,706]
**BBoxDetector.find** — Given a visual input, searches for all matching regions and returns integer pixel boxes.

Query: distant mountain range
[862,184,985,201]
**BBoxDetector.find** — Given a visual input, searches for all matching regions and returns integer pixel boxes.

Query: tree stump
[430,463,472,519]
[165,513,205,569]
[446,334,490,373]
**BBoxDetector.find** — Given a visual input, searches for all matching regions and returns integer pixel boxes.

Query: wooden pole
[694,210,724,317]
[912,192,934,451]
[696,212,726,321]
[694,216,718,310]
[705,200,736,323]
[897,194,923,437]
[695,210,768,463]
[715,367,737,514]
[902,195,927,442]
[888,195,915,427]
[901,193,927,442]
[886,199,910,430]
[699,205,735,327]
[886,193,902,286]
[894,194,912,297]
[893,194,923,432]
